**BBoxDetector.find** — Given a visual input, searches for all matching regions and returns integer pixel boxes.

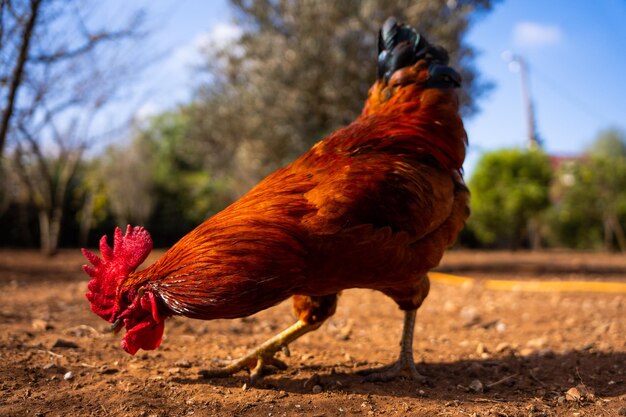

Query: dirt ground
[0,249,624,417]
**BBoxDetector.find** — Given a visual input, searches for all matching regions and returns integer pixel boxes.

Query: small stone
[519,348,534,357]
[312,385,322,394]
[476,343,488,355]
[242,383,248,391]
[43,363,56,370]
[63,371,74,381]
[460,306,480,327]
[32,319,53,331]
[174,359,192,368]
[495,321,507,333]
[495,342,510,353]
[526,337,546,349]
[468,379,483,393]
[52,339,79,349]
[167,367,181,375]
[565,386,582,401]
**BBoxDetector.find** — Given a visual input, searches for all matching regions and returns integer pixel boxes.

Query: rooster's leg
[359,276,429,382]
[200,319,321,384]
[200,294,338,385]
[359,309,425,382]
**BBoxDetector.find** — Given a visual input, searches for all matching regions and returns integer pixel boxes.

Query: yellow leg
[200,320,321,385]
[359,309,425,382]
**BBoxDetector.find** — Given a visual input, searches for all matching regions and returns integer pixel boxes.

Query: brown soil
[1,249,624,416]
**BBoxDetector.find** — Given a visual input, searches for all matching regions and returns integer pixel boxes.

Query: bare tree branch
[0,0,41,155]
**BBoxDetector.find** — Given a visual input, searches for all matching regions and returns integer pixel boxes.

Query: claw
[198,320,318,385]
[361,360,426,382]
[249,359,265,386]
[281,345,291,357]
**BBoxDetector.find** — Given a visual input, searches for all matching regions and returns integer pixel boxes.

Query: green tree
[552,128,626,251]
[90,110,234,246]
[468,148,552,249]
[190,0,497,193]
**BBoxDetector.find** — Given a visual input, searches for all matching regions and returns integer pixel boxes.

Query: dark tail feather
[377,17,450,82]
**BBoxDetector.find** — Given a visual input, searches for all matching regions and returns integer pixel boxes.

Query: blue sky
[128,0,626,175]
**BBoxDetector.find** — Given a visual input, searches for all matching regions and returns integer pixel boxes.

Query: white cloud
[205,22,242,50]
[135,101,160,121]
[165,22,242,72]
[513,22,563,48]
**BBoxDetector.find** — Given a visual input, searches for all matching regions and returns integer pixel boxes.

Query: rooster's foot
[199,320,319,385]
[199,353,288,385]
[358,355,426,382]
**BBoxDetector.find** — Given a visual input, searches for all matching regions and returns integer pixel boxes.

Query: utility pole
[502,52,541,149]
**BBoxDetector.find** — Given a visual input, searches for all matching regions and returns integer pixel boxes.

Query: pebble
[565,386,582,401]
[312,385,322,394]
[526,337,547,349]
[63,371,74,381]
[495,321,507,333]
[174,359,192,368]
[468,379,483,393]
[52,339,79,349]
[32,319,53,331]
[476,343,488,355]
[460,306,480,326]
[495,342,510,353]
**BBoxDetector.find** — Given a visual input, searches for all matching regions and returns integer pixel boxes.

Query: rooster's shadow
[173,350,626,400]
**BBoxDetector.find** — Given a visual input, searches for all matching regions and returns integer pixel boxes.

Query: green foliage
[130,110,234,245]
[549,128,626,251]
[468,148,552,248]
[190,0,497,191]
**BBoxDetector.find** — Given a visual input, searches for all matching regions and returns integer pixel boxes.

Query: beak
[110,318,124,334]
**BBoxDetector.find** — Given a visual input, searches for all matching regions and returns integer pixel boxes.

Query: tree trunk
[0,0,42,155]
[79,191,95,247]
[38,210,52,256]
[609,214,626,253]
[38,207,62,256]
[603,216,613,251]
[527,218,542,251]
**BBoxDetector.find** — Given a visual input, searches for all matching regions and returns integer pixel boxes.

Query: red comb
[82,225,153,322]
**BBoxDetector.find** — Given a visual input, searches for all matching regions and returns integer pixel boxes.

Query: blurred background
[1,0,625,255]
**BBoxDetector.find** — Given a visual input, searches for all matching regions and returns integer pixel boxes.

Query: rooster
[82,17,469,384]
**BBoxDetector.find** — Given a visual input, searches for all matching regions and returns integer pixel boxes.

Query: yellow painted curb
[429,272,626,294]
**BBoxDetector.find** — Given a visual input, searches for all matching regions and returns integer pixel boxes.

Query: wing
[295,121,458,242]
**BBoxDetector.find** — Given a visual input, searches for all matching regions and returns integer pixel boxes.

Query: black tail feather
[377,17,450,82]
